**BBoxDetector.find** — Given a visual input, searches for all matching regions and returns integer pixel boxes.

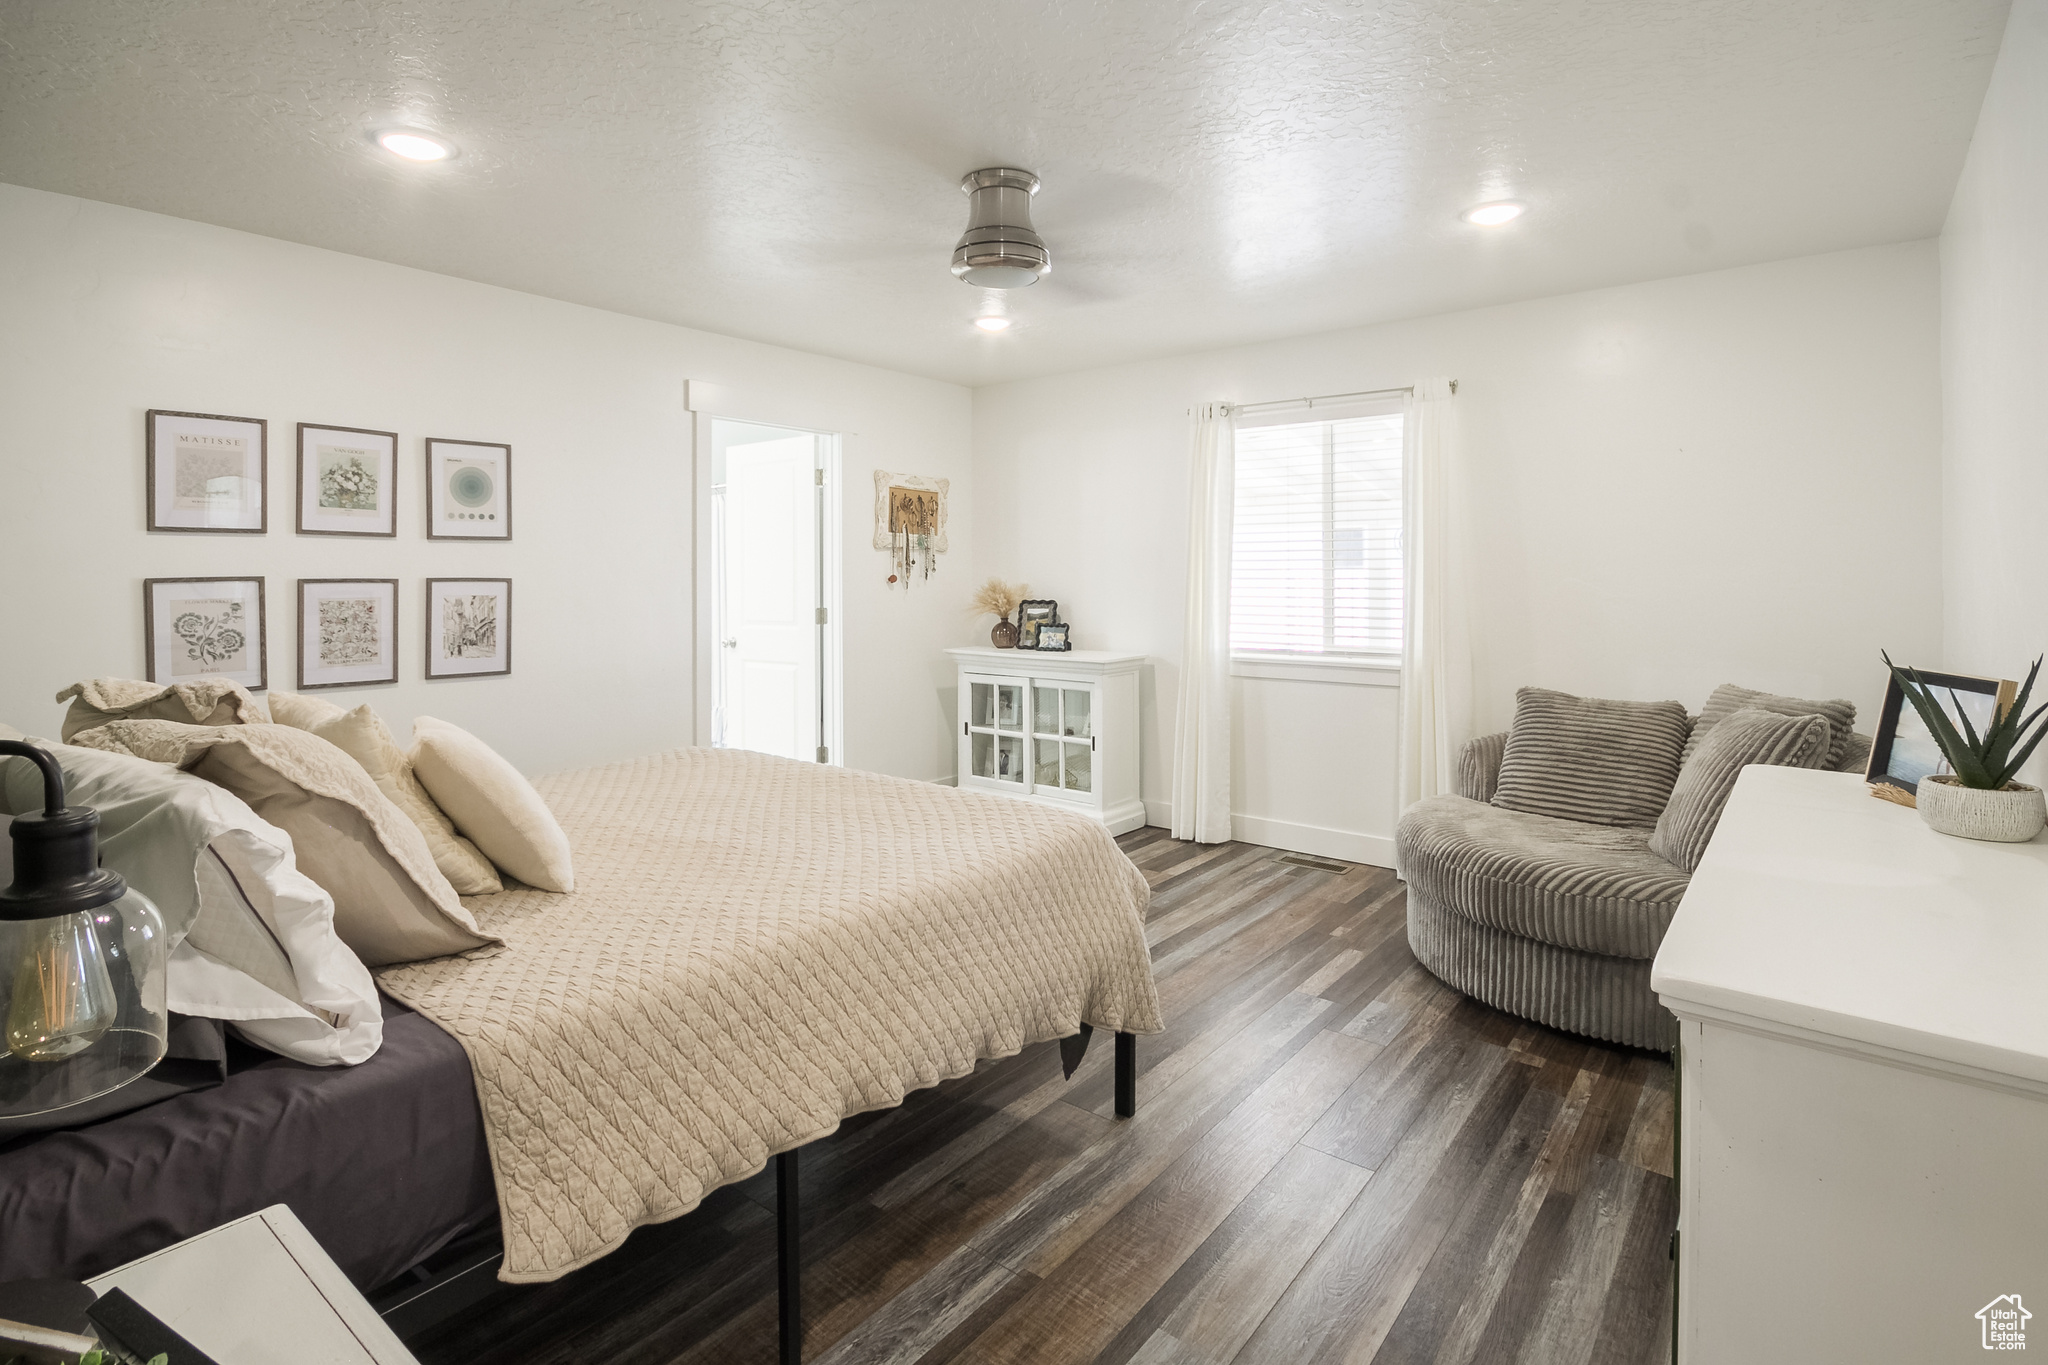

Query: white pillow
[410,716,575,893]
[0,740,381,1065]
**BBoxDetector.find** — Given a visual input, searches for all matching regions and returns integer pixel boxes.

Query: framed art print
[426,578,511,678]
[147,410,268,533]
[298,579,399,689]
[297,424,398,537]
[144,576,266,690]
[426,438,511,539]
[1865,667,2016,796]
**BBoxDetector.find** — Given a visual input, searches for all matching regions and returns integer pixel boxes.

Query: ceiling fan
[948,166,1138,309]
[951,168,1050,288]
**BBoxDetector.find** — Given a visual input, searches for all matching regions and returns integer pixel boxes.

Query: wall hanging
[298,423,398,537]
[426,438,512,540]
[146,409,267,534]
[298,578,399,690]
[872,471,948,586]
[426,578,512,678]
[143,576,266,691]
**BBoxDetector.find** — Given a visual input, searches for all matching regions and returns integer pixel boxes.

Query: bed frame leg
[777,1147,801,1365]
[1115,1031,1137,1119]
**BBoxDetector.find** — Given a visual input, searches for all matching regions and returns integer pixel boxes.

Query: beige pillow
[56,677,266,742]
[68,720,496,967]
[410,716,574,893]
[266,693,502,895]
[264,688,345,731]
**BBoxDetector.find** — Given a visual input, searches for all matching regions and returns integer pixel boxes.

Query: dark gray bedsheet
[0,998,496,1292]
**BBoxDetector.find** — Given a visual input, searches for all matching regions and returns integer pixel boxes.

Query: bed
[0,745,1160,1348]
[0,999,495,1292]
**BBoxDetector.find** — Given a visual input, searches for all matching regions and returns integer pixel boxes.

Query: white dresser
[946,646,1145,834]
[1652,767,2048,1364]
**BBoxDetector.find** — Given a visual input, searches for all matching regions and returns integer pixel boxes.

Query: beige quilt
[377,747,1162,1283]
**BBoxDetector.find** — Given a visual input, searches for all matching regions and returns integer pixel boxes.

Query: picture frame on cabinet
[146,410,268,533]
[1034,622,1071,652]
[297,424,398,537]
[144,576,267,691]
[1017,599,1058,649]
[425,438,512,539]
[426,578,511,678]
[297,579,399,690]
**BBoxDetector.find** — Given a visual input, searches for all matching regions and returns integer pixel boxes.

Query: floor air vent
[1277,853,1352,874]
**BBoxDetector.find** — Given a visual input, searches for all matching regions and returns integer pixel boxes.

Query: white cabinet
[1652,767,2048,1365]
[947,647,1145,834]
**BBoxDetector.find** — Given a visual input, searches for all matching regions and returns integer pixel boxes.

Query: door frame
[693,407,843,765]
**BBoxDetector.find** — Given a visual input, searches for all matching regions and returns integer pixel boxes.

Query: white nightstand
[86,1206,420,1365]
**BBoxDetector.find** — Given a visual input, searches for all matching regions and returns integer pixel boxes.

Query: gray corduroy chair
[1396,724,1870,1051]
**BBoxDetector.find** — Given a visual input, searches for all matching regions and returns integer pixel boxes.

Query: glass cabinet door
[1063,742,1092,792]
[1026,681,1096,796]
[1062,689,1092,739]
[1035,737,1061,787]
[964,675,1028,785]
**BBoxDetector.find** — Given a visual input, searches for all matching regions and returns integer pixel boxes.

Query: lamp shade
[0,741,167,1118]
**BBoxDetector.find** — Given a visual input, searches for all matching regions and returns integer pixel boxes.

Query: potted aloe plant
[1884,652,2048,842]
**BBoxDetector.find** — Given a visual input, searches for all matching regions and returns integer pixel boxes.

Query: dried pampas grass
[970,578,1029,619]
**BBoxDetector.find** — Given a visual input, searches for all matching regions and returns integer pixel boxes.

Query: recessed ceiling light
[974,316,1012,332]
[1462,200,1526,227]
[375,128,457,162]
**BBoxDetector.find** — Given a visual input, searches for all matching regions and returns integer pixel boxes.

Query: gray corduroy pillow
[1683,683,1857,772]
[1650,708,1832,871]
[1491,687,1692,828]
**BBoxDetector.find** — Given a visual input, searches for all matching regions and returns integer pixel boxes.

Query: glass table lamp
[0,740,167,1118]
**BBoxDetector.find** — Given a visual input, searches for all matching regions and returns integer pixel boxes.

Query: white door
[718,429,818,760]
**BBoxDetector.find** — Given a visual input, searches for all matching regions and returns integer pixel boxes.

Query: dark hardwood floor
[411,830,1675,1365]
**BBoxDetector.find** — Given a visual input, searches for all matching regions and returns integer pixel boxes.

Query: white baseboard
[929,774,958,787]
[1140,799,1396,870]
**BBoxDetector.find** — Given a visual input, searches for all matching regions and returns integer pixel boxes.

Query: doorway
[709,419,839,763]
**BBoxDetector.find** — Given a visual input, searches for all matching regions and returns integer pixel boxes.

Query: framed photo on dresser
[426,578,511,678]
[144,576,267,690]
[297,424,398,537]
[1865,667,2016,796]
[146,410,267,533]
[297,579,399,689]
[425,438,511,539]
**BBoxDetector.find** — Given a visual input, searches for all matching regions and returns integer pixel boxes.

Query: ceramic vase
[991,616,1019,649]
[1915,775,2047,842]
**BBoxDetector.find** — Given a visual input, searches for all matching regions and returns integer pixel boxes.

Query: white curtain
[1172,402,1235,843]
[1398,378,1468,813]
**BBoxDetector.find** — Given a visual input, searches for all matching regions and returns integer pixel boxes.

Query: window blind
[1230,411,1404,658]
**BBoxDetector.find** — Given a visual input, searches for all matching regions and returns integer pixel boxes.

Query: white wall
[0,183,972,780]
[1942,0,2048,786]
[973,242,1944,863]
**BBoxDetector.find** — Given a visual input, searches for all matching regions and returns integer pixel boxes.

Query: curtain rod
[1229,381,1455,416]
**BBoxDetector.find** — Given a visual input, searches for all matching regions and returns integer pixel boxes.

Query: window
[1230,406,1403,660]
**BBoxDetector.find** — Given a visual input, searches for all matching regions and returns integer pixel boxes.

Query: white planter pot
[1915,775,2047,843]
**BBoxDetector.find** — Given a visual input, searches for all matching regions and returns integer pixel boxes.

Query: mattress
[379,747,1162,1282]
[0,998,495,1292]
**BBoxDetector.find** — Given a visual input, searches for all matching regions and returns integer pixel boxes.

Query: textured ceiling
[0,0,2011,386]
